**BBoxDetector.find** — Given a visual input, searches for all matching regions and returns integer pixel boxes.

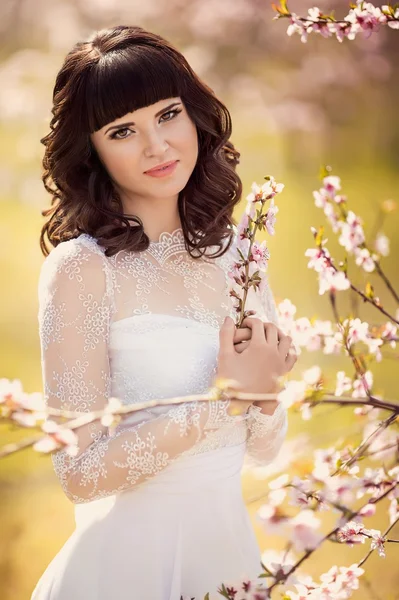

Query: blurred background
[0,0,398,598]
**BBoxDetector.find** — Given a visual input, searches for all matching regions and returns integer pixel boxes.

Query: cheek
[100,144,139,180]
[178,121,198,163]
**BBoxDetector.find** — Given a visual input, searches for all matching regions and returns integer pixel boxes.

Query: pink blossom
[374,232,390,256]
[388,495,399,525]
[352,370,373,398]
[250,240,270,271]
[323,176,341,194]
[245,177,284,203]
[323,476,358,506]
[364,336,383,362]
[323,333,343,355]
[381,322,397,348]
[257,504,289,535]
[319,268,350,295]
[277,380,307,409]
[344,317,369,346]
[322,203,340,234]
[313,189,329,209]
[261,548,297,582]
[312,448,340,480]
[269,473,289,489]
[288,476,314,508]
[358,503,377,518]
[354,247,375,272]
[278,298,297,321]
[33,420,79,456]
[337,521,367,545]
[264,199,279,235]
[305,247,331,273]
[237,213,250,239]
[303,366,321,386]
[335,371,352,396]
[289,510,324,552]
[369,529,386,557]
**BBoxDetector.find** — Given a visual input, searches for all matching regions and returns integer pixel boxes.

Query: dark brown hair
[39,25,242,258]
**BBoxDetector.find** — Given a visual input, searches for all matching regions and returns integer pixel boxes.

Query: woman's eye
[161,108,182,122]
[111,128,131,140]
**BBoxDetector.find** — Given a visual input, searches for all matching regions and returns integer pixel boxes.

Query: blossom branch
[266,482,398,592]
[358,514,399,567]
[271,0,399,44]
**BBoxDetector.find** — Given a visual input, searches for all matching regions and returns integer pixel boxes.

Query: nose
[143,128,169,158]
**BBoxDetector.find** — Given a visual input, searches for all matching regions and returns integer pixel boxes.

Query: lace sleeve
[38,240,243,504]
[245,272,288,466]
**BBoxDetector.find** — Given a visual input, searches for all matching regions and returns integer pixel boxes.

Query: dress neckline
[148,227,185,246]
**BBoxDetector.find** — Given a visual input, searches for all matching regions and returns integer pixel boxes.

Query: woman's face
[90,96,198,205]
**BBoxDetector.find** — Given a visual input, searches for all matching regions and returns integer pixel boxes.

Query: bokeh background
[1,0,398,598]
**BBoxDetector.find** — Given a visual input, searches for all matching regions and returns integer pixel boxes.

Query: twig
[358,515,399,568]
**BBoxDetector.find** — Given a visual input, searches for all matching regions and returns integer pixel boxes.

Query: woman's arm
[38,240,241,504]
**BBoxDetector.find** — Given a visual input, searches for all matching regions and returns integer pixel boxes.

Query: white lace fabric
[38,227,287,505]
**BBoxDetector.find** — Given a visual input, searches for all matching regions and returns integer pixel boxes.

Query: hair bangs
[85,47,188,133]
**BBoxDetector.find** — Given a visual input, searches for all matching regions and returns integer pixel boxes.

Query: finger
[278,335,292,357]
[285,350,297,371]
[264,322,279,345]
[240,317,266,345]
[219,316,235,355]
[234,340,249,354]
[233,328,251,344]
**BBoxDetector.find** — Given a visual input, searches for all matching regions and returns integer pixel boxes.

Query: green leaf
[315,226,325,246]
[319,165,330,180]
[365,282,375,299]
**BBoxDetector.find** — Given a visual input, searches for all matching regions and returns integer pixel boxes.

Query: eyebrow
[104,102,182,135]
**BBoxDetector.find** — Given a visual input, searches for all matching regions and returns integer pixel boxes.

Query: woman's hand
[233,318,296,366]
[216,317,297,399]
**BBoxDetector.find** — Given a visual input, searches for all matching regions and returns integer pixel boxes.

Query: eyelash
[109,108,183,140]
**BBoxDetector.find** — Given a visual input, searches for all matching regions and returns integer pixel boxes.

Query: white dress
[31,226,287,600]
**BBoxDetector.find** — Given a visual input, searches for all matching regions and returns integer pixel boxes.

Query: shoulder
[38,234,111,295]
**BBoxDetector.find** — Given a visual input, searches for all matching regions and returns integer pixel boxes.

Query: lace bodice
[38,226,287,504]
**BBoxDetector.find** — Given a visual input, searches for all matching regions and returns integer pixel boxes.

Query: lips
[144,160,178,174]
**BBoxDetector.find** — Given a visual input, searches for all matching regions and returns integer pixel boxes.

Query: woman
[32,24,296,600]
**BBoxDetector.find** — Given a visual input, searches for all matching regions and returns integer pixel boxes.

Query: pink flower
[344,317,369,345]
[369,529,386,557]
[337,521,367,545]
[338,211,365,252]
[250,240,270,271]
[335,371,352,396]
[381,322,397,348]
[358,503,377,518]
[374,232,390,256]
[33,420,79,456]
[319,268,350,295]
[352,370,373,398]
[305,247,331,273]
[290,510,324,552]
[277,380,307,409]
[264,199,279,235]
[257,504,289,535]
[354,247,375,272]
[323,175,341,195]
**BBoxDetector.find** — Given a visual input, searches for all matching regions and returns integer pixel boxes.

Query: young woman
[32,24,296,600]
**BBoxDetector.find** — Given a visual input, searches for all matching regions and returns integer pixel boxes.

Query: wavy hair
[40,25,242,258]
